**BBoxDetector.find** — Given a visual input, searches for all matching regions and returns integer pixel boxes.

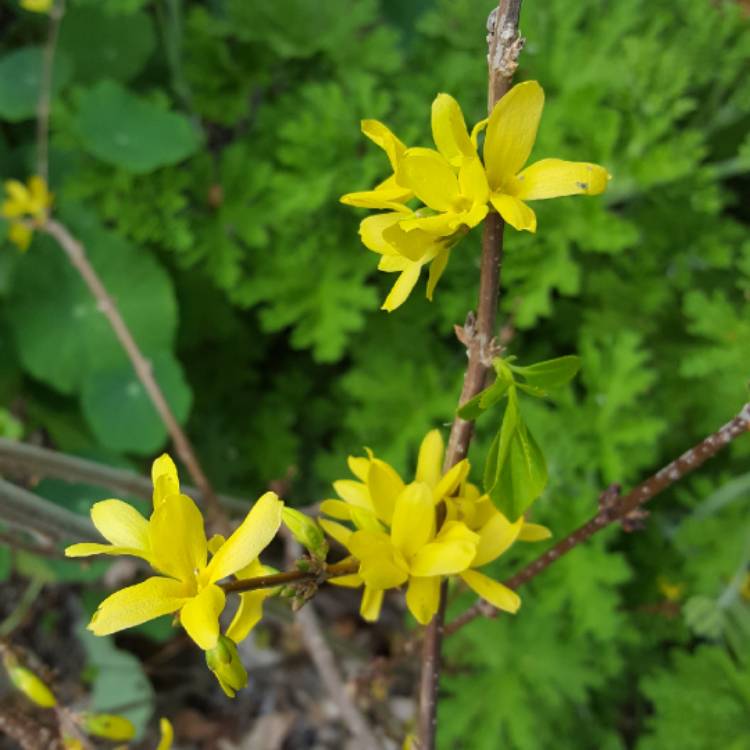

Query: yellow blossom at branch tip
[20,0,54,13]
[65,455,284,651]
[1,175,52,251]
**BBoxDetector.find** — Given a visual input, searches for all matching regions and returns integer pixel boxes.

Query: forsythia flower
[1,176,52,251]
[340,82,609,310]
[20,0,54,13]
[66,455,283,652]
[320,430,547,623]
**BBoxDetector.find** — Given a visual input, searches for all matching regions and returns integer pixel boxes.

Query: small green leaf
[516,382,549,399]
[482,387,519,495]
[457,393,484,421]
[457,378,512,421]
[511,355,581,389]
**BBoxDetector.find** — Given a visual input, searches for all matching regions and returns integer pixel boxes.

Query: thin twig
[416,4,523,748]
[220,559,358,595]
[283,535,382,750]
[0,438,247,514]
[39,219,224,525]
[35,0,65,183]
[444,402,750,635]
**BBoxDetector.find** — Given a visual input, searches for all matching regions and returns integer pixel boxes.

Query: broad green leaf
[510,355,581,389]
[59,7,156,84]
[74,81,201,173]
[6,215,177,394]
[81,351,192,455]
[0,47,72,122]
[482,387,519,495]
[491,420,548,521]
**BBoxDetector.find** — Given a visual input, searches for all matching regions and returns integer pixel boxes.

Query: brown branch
[416,3,524,748]
[39,219,224,526]
[220,559,358,595]
[35,0,65,183]
[283,535,382,750]
[444,402,750,636]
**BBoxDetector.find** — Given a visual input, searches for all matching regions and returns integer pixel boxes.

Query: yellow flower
[20,0,54,13]
[1,176,52,251]
[80,713,135,742]
[156,718,174,750]
[483,81,610,232]
[65,455,284,651]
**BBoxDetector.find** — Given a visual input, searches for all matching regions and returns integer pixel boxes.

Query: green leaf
[58,7,156,84]
[482,387,519,496]
[511,355,581,389]
[74,81,201,173]
[0,47,72,122]
[457,378,511,421]
[81,351,192,455]
[6,215,177,394]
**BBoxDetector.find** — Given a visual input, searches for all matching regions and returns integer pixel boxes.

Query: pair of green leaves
[458,355,580,521]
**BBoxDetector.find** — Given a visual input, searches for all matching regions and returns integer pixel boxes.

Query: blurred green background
[1,0,749,747]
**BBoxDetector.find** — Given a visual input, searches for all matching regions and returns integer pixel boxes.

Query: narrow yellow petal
[180,584,226,650]
[490,193,537,233]
[226,590,270,643]
[431,93,475,167]
[359,213,406,256]
[359,556,409,589]
[149,494,208,582]
[409,539,477,577]
[340,188,412,211]
[484,81,545,189]
[382,265,422,312]
[89,577,188,636]
[151,454,179,507]
[472,512,524,567]
[8,223,32,251]
[518,523,552,542]
[206,492,282,583]
[399,213,460,237]
[400,148,461,212]
[470,118,488,149]
[405,576,441,625]
[319,518,354,547]
[390,482,435,559]
[415,430,444,488]
[361,119,407,173]
[514,158,610,200]
[347,454,370,482]
[156,718,174,750]
[320,499,353,520]
[360,586,384,622]
[91,499,149,550]
[65,542,146,559]
[458,156,489,205]
[460,570,521,613]
[426,249,450,301]
[367,459,404,523]
[329,573,363,588]
[433,459,470,502]
[333,479,372,509]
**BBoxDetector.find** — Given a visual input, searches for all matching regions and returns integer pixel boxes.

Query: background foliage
[1,0,749,747]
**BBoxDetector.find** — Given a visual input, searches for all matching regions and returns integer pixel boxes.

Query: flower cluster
[320,430,550,624]
[65,455,283,696]
[341,81,609,311]
[1,175,52,251]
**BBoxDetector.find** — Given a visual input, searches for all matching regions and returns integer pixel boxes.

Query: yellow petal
[91,499,149,550]
[460,202,489,229]
[89,577,189,636]
[361,119,407,173]
[27,176,51,214]
[382,264,421,312]
[350,506,384,533]
[400,148,461,212]
[458,156,489,205]
[383,220,442,261]
[433,459,470,502]
[206,492,282,583]
[460,570,520,613]
[518,523,552,542]
[319,518,354,547]
[8,223,32,251]
[360,586,384,622]
[207,534,225,555]
[405,576,441,625]
[359,556,409,589]
[226,590,270,643]
[416,430,444,488]
[431,93,475,167]
[472,512,523,567]
[490,193,537,233]
[390,482,435,559]
[409,538,476,577]
[333,479,372,509]
[470,118,488,149]
[320,499,353,520]
[151,454,179,507]
[149,494,207,582]
[156,718,174,750]
[329,573,363,588]
[347,454,370,482]
[484,81,544,189]
[514,158,610,200]
[367,458,404,523]
[65,542,145,558]
[359,213,404,256]
[426,249,450,301]
[180,584,226,650]
[3,180,29,210]
[399,213,460,237]
[340,187,412,211]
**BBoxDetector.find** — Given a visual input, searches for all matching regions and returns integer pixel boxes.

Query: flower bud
[156,717,174,750]
[282,507,328,560]
[2,654,56,708]
[81,713,135,741]
[205,636,247,698]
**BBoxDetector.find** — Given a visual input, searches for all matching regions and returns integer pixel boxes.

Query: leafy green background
[1,0,749,747]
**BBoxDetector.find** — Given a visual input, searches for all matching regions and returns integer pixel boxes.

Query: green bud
[205,636,247,698]
[2,654,56,708]
[282,507,328,560]
[81,713,135,741]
